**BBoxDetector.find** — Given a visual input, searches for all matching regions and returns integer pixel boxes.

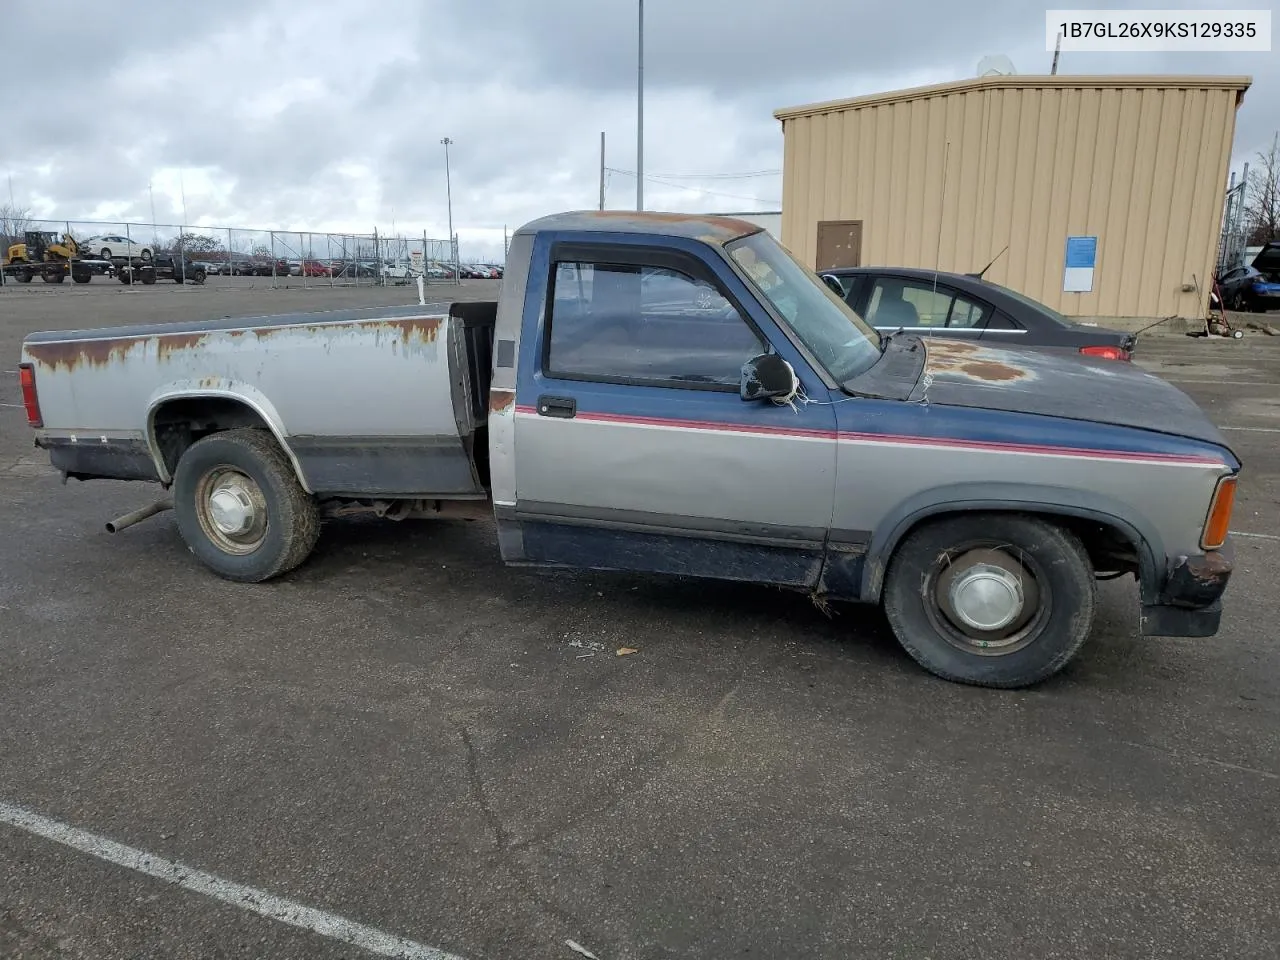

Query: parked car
[301,260,331,277]
[1217,242,1280,312]
[821,267,1136,360]
[382,262,412,281]
[333,260,377,279]
[17,211,1238,690]
[83,235,153,261]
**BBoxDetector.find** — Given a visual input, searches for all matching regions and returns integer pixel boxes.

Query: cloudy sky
[4,0,1276,259]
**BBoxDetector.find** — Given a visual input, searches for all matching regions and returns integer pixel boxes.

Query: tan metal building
[775,74,1251,320]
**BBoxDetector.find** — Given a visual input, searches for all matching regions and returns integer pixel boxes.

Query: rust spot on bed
[372,316,442,344]
[488,388,515,413]
[26,329,213,372]
[25,337,141,372]
[923,339,1034,384]
[156,332,208,361]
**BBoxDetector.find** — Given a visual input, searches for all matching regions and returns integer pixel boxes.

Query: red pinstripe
[511,405,1224,465]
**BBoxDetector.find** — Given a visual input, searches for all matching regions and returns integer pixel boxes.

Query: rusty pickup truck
[17,211,1239,688]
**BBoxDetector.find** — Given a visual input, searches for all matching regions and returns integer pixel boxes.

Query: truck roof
[512,210,764,245]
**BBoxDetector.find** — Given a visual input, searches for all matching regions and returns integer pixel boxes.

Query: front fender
[860,482,1165,604]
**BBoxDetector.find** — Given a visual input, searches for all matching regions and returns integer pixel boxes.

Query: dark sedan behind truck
[821,267,1137,360]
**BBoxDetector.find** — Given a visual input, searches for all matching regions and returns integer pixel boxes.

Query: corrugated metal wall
[779,77,1248,318]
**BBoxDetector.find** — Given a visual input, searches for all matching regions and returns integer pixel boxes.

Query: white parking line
[1235,531,1280,542]
[1221,426,1280,433]
[0,800,467,960]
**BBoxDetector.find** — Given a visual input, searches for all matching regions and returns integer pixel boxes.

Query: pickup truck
[16,211,1239,688]
[118,256,207,285]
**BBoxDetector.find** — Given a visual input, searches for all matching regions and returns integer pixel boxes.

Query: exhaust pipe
[106,498,173,534]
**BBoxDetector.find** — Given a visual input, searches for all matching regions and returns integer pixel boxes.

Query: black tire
[192,269,206,285]
[174,276,184,284]
[141,271,156,285]
[173,428,319,582]
[100,248,112,260]
[141,248,153,261]
[73,272,91,284]
[882,513,1095,688]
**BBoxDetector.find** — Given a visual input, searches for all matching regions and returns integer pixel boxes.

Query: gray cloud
[2,0,1275,262]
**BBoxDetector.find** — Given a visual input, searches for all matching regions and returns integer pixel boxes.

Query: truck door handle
[537,395,577,419]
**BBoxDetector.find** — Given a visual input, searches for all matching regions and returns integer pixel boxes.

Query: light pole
[441,137,456,281]
[636,0,644,211]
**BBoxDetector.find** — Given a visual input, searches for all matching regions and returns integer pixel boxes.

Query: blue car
[1218,242,1280,312]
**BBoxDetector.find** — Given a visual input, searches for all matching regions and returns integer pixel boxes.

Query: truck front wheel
[173,428,319,582]
[882,514,1095,688]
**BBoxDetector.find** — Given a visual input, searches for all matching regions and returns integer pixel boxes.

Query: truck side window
[546,261,764,388]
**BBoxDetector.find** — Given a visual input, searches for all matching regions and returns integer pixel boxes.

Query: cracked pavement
[0,284,1278,959]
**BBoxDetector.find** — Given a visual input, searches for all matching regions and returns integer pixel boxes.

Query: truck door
[508,238,838,588]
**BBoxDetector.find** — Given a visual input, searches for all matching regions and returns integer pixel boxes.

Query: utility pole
[636,0,644,211]
[441,137,457,283]
[148,181,158,246]
[599,131,606,210]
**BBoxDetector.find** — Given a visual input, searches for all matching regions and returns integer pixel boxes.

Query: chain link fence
[1216,166,1249,279]
[3,217,467,289]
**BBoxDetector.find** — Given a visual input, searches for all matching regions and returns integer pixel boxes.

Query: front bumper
[1141,543,1233,638]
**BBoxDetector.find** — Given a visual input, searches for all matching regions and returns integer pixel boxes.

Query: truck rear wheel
[882,514,1095,688]
[173,428,319,582]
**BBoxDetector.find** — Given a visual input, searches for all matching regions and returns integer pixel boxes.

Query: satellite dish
[976,55,1017,77]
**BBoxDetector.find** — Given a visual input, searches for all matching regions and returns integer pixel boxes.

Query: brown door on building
[815,220,863,270]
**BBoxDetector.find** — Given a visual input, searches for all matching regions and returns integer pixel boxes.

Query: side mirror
[820,273,844,296]
[741,353,797,401]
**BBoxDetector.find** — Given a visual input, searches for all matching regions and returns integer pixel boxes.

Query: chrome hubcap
[948,563,1024,632]
[932,547,1043,655]
[209,483,256,535]
[195,467,267,554]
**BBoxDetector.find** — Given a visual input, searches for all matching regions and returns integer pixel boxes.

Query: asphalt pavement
[0,285,1277,959]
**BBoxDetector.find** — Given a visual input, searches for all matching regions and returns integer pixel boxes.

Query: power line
[606,167,779,205]
[644,169,781,180]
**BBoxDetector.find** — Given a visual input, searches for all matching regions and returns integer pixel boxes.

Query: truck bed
[21,302,498,498]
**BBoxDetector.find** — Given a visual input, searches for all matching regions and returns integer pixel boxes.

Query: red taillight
[1080,345,1131,361]
[18,363,42,427]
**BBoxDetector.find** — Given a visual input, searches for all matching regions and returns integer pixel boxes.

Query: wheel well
[151,397,275,475]
[882,507,1149,592]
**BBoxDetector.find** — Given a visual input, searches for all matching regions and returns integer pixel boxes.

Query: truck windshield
[725,231,882,383]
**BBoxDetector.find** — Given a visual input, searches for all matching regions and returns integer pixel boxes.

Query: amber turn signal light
[1201,475,1237,550]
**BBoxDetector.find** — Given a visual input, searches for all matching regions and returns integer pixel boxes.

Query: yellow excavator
[1,231,94,283]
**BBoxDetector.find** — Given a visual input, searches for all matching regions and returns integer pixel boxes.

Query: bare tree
[0,203,32,249]
[173,232,225,256]
[1244,133,1280,245]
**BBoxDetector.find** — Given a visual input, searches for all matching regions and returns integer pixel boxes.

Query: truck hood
[910,338,1232,451]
